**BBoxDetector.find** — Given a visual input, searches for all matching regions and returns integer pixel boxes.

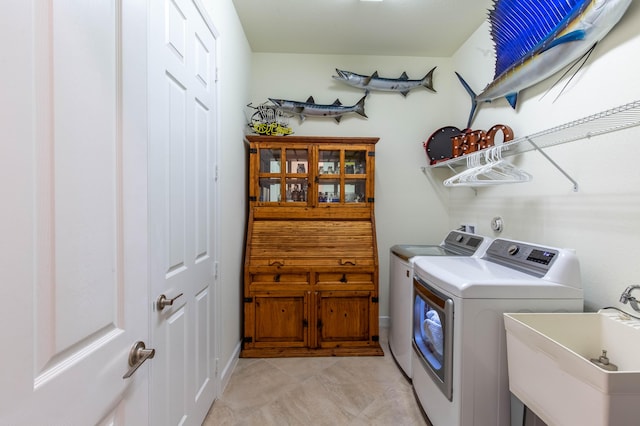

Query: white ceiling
[232,0,493,57]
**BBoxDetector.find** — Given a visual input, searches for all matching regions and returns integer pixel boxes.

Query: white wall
[201,0,251,385]
[249,2,640,315]
[233,1,640,337]
[249,54,452,319]
[449,3,640,311]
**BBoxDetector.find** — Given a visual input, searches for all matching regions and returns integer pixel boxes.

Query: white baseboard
[379,315,390,328]
[218,340,241,397]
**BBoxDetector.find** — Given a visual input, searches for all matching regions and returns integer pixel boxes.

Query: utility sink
[504,312,640,426]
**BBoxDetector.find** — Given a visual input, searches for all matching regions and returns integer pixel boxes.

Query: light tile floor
[203,329,428,425]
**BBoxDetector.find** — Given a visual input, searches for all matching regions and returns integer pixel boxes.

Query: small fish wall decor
[456,0,632,128]
[269,95,367,124]
[246,102,293,136]
[332,67,436,96]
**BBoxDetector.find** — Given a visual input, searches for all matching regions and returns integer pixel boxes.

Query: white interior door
[148,0,219,424]
[1,0,150,424]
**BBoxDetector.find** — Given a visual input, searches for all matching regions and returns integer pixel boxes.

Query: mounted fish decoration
[457,0,632,128]
[269,95,367,123]
[333,67,437,96]
[246,102,293,136]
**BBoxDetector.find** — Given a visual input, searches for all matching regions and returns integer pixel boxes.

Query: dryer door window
[413,277,454,401]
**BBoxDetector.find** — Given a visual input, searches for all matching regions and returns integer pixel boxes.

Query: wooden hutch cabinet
[241,135,383,357]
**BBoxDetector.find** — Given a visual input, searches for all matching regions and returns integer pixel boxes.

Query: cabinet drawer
[316,272,373,286]
[249,258,374,268]
[250,273,309,286]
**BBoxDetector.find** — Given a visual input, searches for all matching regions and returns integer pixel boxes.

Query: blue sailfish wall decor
[457,0,632,128]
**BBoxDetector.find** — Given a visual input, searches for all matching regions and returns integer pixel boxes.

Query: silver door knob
[123,341,156,379]
[156,292,183,311]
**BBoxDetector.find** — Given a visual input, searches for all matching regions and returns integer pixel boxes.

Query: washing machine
[411,238,584,426]
[388,230,492,379]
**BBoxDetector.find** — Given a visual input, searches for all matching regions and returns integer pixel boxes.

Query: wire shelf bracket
[526,137,579,192]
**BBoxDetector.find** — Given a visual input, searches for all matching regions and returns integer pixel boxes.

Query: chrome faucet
[619,285,640,312]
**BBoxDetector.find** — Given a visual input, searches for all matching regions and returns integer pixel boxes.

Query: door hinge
[303,319,308,327]
[243,336,253,343]
[367,197,374,203]
[368,151,375,157]
[317,319,323,329]
[249,148,257,154]
[244,297,253,303]
[372,335,379,342]
[371,297,379,303]
[249,196,257,202]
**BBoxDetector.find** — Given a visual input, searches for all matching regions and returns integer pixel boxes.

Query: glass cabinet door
[257,146,309,204]
[318,150,339,176]
[317,150,340,203]
[255,143,371,206]
[344,150,367,204]
[285,148,308,202]
[258,148,282,202]
[259,148,282,174]
[258,177,281,202]
[345,150,366,175]
[317,178,340,203]
[344,179,366,203]
[317,147,369,205]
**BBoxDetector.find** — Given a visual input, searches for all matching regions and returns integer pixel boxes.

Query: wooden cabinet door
[248,291,310,349]
[316,145,373,207]
[316,290,376,349]
[251,144,311,205]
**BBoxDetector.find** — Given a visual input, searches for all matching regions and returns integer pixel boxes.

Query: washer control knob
[507,245,520,256]
[455,234,464,243]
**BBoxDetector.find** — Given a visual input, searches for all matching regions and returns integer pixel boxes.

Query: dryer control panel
[484,239,560,277]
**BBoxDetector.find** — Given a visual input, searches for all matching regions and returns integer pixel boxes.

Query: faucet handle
[620,285,640,312]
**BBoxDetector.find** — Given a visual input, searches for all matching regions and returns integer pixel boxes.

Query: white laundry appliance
[411,238,584,426]
[388,230,492,379]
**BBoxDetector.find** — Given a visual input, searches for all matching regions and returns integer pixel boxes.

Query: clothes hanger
[443,145,532,187]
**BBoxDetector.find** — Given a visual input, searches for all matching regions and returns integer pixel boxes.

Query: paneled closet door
[0,0,150,424]
[148,0,219,424]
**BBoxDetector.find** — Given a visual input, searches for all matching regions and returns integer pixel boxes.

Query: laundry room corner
[447,7,640,312]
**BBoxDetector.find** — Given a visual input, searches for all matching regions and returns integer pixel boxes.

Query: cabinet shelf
[423,100,640,191]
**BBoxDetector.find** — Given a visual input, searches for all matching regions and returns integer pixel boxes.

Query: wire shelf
[429,99,640,170]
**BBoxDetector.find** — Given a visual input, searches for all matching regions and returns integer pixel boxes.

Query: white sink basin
[504,312,640,426]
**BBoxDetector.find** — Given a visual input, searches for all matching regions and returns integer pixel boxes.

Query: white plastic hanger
[443,145,532,187]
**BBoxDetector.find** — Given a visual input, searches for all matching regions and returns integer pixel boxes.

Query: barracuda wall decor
[456,0,632,129]
[269,95,367,124]
[332,67,437,96]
